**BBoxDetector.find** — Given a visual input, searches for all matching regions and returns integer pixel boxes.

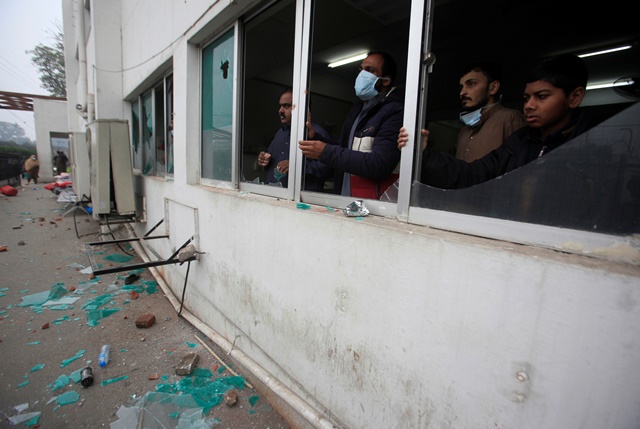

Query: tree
[28,22,66,98]
[0,121,33,146]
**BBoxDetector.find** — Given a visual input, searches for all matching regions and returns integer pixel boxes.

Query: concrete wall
[61,1,640,428]
[33,98,68,183]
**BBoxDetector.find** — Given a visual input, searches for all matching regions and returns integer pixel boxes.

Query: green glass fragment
[144,282,158,294]
[85,308,121,325]
[24,413,41,427]
[82,293,113,310]
[30,364,45,372]
[105,253,134,263]
[61,350,86,368]
[184,342,198,348]
[48,283,69,300]
[100,375,129,386]
[18,380,29,387]
[249,395,260,406]
[26,341,40,346]
[70,369,82,383]
[18,291,50,307]
[49,304,69,310]
[56,390,80,405]
[52,315,71,325]
[52,374,70,391]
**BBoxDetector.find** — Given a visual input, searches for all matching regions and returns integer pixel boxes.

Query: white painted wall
[61,1,640,428]
[33,98,68,183]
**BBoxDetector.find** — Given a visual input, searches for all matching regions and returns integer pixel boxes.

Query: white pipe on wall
[74,0,88,117]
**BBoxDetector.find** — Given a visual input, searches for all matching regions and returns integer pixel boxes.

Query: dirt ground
[0,182,291,428]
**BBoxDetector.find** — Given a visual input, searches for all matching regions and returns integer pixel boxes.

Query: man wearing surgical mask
[455,62,526,162]
[299,51,403,199]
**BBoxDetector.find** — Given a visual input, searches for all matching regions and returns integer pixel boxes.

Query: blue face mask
[354,70,380,101]
[459,107,482,126]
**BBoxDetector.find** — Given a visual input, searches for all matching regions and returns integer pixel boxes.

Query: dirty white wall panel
[88,0,124,119]
[131,183,640,429]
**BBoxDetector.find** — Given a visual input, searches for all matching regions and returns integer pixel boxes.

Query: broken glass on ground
[56,390,80,406]
[155,370,246,414]
[105,253,134,263]
[110,391,221,429]
[60,350,86,368]
[85,307,121,326]
[51,374,70,391]
[8,411,41,426]
[101,375,129,386]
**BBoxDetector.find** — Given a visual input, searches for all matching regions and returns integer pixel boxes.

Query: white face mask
[354,70,380,101]
[459,107,482,126]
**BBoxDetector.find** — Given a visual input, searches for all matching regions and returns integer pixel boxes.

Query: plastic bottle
[98,345,110,367]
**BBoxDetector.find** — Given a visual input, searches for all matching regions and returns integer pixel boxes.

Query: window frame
[194,0,636,262]
[237,0,298,200]
[130,70,174,178]
[399,0,637,259]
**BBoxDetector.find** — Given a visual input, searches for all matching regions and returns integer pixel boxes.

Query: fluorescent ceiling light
[328,53,368,68]
[586,78,634,91]
[578,44,632,58]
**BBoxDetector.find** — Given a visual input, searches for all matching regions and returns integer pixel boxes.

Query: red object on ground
[0,185,18,196]
[135,313,156,328]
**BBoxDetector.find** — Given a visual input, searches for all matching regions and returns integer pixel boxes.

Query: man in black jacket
[398,54,589,189]
[300,51,404,199]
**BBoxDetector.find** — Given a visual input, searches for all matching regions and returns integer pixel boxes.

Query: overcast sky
[0,0,64,140]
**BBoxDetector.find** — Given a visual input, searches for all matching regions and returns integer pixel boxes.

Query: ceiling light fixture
[586,77,634,91]
[578,44,632,58]
[328,53,368,68]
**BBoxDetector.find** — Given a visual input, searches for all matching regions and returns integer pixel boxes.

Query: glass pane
[410,0,640,236]
[412,103,640,235]
[240,0,296,187]
[131,99,141,171]
[306,0,410,198]
[154,85,166,175]
[201,28,234,181]
[142,91,154,175]
[166,75,174,175]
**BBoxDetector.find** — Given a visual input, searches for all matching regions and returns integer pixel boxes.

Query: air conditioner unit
[87,119,135,220]
[69,131,90,200]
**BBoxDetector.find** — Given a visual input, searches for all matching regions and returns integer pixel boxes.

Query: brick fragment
[175,353,199,375]
[42,323,50,330]
[135,313,156,328]
[224,389,238,406]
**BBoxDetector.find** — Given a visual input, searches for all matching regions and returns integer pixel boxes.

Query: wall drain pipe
[124,224,339,429]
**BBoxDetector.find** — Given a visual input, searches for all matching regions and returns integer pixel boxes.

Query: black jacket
[420,109,594,189]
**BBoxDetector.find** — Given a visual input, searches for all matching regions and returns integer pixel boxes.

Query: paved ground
[0,182,291,428]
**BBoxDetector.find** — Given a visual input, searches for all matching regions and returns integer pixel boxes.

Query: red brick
[135,313,156,328]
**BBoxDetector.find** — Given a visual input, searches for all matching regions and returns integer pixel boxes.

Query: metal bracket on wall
[84,218,196,276]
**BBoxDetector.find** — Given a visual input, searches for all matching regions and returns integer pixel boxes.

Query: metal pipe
[124,223,339,429]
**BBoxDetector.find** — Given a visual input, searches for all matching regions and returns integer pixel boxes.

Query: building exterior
[62,1,640,428]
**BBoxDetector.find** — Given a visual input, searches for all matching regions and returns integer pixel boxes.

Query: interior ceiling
[250,0,639,109]
[321,0,639,107]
